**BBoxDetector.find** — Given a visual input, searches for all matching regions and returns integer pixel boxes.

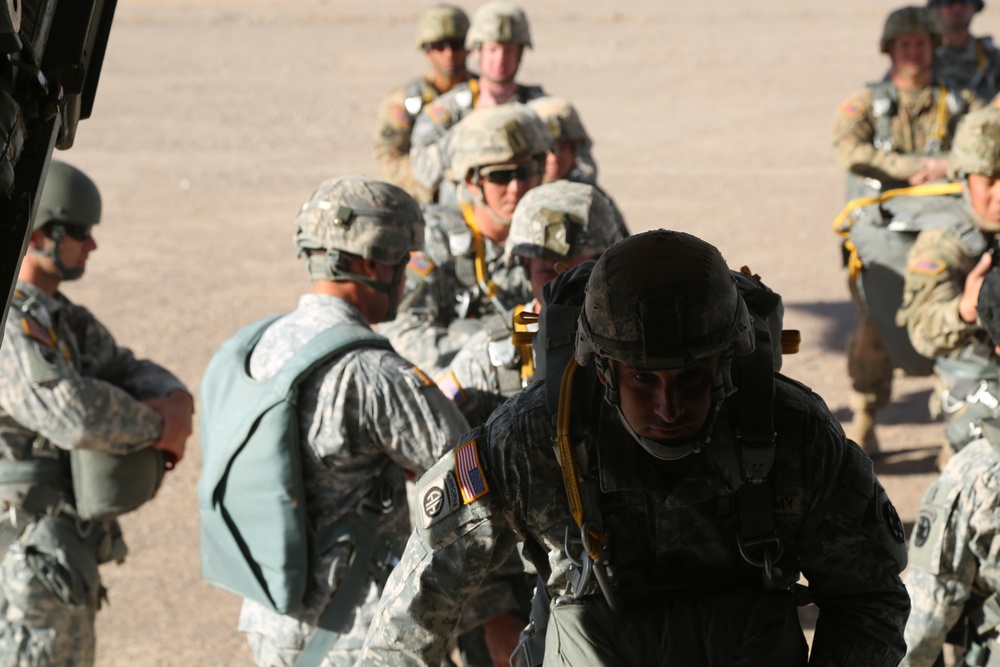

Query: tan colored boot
[848,407,880,457]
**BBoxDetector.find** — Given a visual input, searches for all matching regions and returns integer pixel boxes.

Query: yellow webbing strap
[976,39,988,72]
[555,358,606,560]
[933,84,950,140]
[468,77,480,107]
[831,181,963,282]
[511,306,537,381]
[460,201,497,299]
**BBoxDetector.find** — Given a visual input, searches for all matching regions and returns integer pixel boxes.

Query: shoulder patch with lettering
[455,438,489,504]
[436,370,467,407]
[908,258,947,275]
[838,99,862,118]
[407,251,435,277]
[427,103,450,125]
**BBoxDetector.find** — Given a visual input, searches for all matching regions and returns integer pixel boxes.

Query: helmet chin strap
[304,251,408,321]
[28,225,84,280]
[472,175,513,228]
[963,179,1000,233]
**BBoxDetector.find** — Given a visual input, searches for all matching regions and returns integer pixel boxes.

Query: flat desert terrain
[42,0,997,663]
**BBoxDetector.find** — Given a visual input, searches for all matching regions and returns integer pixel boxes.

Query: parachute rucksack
[197,315,392,627]
[835,182,978,376]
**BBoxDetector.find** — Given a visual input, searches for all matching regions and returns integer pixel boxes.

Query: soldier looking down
[359,230,910,667]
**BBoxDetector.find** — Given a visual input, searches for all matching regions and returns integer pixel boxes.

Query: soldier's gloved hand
[908,157,949,185]
[143,389,194,468]
[960,253,994,324]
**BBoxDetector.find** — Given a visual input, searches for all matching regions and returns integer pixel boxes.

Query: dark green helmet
[880,6,942,54]
[34,160,102,232]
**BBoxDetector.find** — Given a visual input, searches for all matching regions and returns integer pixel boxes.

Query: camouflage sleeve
[409,100,453,191]
[897,229,982,359]
[372,86,433,204]
[359,426,522,666]
[794,405,909,665]
[68,303,187,400]
[438,329,506,429]
[0,311,162,455]
[899,439,1000,667]
[367,351,470,475]
[832,88,925,181]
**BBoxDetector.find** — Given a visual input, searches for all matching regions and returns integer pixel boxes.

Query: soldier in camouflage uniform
[371,5,471,204]
[234,176,473,667]
[897,106,1000,458]
[833,5,982,453]
[526,96,597,185]
[408,3,595,204]
[439,180,625,428]
[378,104,549,373]
[359,230,910,667]
[899,267,1000,666]
[928,0,1000,102]
[0,161,193,666]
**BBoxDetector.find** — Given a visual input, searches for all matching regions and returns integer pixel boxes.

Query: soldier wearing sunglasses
[372,5,472,204]
[379,104,550,374]
[0,161,193,664]
[928,0,1000,101]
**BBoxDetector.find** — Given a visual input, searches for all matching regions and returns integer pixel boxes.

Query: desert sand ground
[42,0,1000,663]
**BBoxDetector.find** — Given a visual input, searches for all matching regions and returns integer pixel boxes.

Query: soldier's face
[424,39,468,78]
[543,141,576,183]
[525,254,595,302]
[607,355,719,444]
[968,173,1000,226]
[468,156,542,242]
[889,32,935,73]
[936,1,975,31]
[477,42,522,84]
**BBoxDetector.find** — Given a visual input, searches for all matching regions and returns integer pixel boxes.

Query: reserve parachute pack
[197,315,392,626]
[835,181,977,376]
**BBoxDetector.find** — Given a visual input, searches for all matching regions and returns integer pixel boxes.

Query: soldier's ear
[27,229,49,249]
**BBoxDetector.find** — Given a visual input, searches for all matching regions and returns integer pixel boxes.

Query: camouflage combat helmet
[30,160,102,280]
[927,0,983,13]
[950,106,1000,177]
[416,5,470,49]
[465,1,532,50]
[576,230,753,370]
[575,230,753,461]
[293,176,423,318]
[506,181,622,261]
[449,104,552,180]
[528,97,592,149]
[880,5,942,54]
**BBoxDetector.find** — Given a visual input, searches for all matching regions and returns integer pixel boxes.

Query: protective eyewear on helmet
[425,39,464,52]
[59,224,94,242]
[478,160,542,186]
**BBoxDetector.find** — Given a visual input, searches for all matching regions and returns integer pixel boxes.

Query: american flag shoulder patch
[437,370,467,407]
[407,251,435,277]
[427,103,450,125]
[21,317,55,348]
[455,438,489,504]
[908,258,946,275]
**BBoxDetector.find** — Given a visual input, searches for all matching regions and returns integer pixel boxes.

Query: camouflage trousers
[0,517,103,667]
[239,577,381,667]
[543,589,808,667]
[848,278,893,412]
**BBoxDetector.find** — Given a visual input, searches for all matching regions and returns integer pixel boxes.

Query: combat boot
[847,390,882,457]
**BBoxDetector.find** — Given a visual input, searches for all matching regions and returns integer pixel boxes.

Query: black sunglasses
[478,160,543,186]
[60,224,94,242]
[425,39,464,52]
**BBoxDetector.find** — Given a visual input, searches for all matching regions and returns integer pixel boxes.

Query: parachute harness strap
[556,357,616,608]
[459,201,498,299]
[832,181,964,281]
[933,84,950,141]
[511,306,537,381]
